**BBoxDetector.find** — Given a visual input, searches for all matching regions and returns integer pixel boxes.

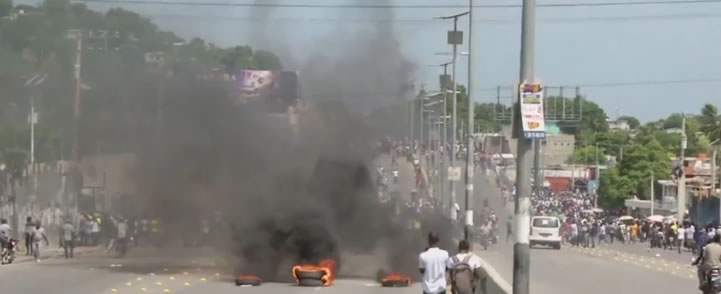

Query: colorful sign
[519,82,546,139]
[194,69,299,113]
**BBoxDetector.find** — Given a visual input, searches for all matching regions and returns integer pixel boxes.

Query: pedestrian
[418,232,449,294]
[447,240,484,294]
[678,224,685,254]
[24,216,34,256]
[31,222,49,262]
[506,216,513,243]
[61,219,75,258]
[0,219,11,250]
[115,217,128,256]
[590,221,599,248]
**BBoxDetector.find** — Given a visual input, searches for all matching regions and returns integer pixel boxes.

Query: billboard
[519,82,546,139]
[196,69,300,113]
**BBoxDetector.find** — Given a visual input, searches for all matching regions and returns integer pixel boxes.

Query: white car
[529,216,562,250]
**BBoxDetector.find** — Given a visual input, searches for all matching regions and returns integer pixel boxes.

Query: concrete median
[477,255,512,294]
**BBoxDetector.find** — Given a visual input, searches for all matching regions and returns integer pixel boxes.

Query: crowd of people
[531,190,594,219]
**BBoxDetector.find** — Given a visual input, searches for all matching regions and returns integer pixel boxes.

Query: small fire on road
[292,259,337,286]
[381,273,411,287]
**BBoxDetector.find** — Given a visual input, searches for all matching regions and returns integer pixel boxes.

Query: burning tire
[297,278,325,287]
[380,273,411,287]
[294,269,326,280]
[293,259,336,287]
[235,276,262,286]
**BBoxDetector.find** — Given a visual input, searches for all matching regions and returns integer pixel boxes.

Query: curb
[477,255,513,294]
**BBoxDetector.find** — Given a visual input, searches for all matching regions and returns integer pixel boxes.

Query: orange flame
[236,275,262,282]
[382,273,411,284]
[292,258,337,286]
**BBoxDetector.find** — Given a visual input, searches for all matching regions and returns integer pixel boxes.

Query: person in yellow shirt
[631,223,639,243]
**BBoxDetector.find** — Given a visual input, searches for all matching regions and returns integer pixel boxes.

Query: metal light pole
[678,114,687,225]
[438,11,469,221]
[463,0,476,241]
[24,73,47,206]
[410,100,414,141]
[419,93,424,165]
[430,62,451,208]
[513,0,536,293]
[66,29,83,216]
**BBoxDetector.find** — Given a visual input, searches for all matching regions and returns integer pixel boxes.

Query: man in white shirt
[419,232,449,294]
[676,224,686,253]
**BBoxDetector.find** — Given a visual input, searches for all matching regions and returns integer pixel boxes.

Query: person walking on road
[0,219,11,249]
[61,219,75,259]
[447,240,485,294]
[506,216,513,243]
[115,217,128,257]
[31,222,49,262]
[418,232,449,294]
[24,216,34,255]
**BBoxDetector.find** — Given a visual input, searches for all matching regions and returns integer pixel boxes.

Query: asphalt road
[0,154,425,294]
[0,250,423,294]
[474,171,697,294]
[4,156,697,294]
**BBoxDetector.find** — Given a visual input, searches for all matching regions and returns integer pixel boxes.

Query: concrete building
[608,119,631,131]
[543,134,576,166]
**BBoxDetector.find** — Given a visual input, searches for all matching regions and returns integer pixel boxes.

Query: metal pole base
[512,243,530,294]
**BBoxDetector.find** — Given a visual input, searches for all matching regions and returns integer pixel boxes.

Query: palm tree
[700,104,721,142]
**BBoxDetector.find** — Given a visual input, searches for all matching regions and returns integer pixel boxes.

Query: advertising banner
[519,83,546,139]
[195,69,299,113]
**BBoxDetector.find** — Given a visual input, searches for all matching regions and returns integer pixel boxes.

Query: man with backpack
[446,240,484,294]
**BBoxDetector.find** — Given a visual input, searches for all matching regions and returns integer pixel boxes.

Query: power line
[576,78,721,88]
[475,78,721,91]
[76,0,721,9]
[141,13,721,23]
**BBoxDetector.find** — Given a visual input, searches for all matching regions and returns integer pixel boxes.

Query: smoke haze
[126,0,429,282]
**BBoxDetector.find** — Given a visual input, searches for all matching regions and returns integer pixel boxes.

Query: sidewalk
[13,245,104,263]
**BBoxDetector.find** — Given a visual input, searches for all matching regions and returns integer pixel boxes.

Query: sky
[21,0,721,122]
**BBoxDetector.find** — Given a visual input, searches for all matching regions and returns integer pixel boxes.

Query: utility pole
[30,95,36,191]
[713,147,719,223]
[533,140,541,195]
[650,173,655,216]
[463,0,475,242]
[439,10,469,221]
[66,29,84,214]
[595,143,600,208]
[431,62,451,208]
[513,0,536,293]
[678,114,687,225]
[418,92,426,166]
[410,100,414,141]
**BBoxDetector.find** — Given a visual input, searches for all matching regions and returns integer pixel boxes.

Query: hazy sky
[27,0,721,122]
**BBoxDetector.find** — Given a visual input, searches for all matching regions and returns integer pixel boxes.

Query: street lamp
[24,73,46,193]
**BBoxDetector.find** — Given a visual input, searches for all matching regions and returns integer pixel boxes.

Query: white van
[529,216,562,249]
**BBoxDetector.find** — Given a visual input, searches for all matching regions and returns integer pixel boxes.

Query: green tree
[569,145,607,165]
[0,1,286,163]
[617,139,671,198]
[549,97,608,145]
[618,115,640,129]
[0,0,12,17]
[253,50,282,70]
[597,167,635,208]
[219,45,254,72]
[593,131,629,157]
[663,113,683,130]
[700,104,721,142]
